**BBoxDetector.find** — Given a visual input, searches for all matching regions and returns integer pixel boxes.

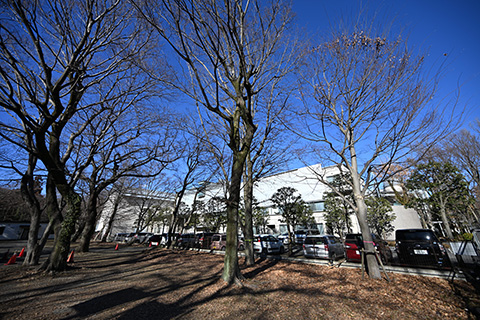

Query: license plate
[213,246,216,249]
[414,249,428,255]
[152,242,158,246]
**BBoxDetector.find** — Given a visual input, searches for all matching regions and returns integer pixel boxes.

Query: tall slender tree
[295,18,456,278]
[135,0,299,284]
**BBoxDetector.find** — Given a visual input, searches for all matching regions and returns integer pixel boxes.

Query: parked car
[277,232,290,245]
[125,232,154,244]
[253,234,285,254]
[113,233,129,242]
[177,233,197,248]
[210,234,245,251]
[195,232,215,249]
[303,235,344,260]
[344,233,392,264]
[147,234,163,246]
[395,229,450,268]
[295,229,321,245]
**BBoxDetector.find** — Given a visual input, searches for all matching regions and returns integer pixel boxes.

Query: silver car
[254,234,285,254]
[303,235,344,260]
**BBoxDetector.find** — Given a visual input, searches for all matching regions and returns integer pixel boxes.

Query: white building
[182,164,422,240]
[98,164,423,240]
[96,188,174,239]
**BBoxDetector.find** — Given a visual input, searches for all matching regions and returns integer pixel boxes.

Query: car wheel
[279,246,285,254]
[238,244,245,251]
[221,246,226,251]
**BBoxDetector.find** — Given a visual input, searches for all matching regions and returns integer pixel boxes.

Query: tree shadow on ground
[242,258,279,279]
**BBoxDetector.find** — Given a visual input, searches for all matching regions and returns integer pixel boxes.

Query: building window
[326,175,338,183]
[316,223,324,235]
[309,202,325,212]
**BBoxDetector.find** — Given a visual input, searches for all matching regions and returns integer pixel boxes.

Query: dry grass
[0,244,478,319]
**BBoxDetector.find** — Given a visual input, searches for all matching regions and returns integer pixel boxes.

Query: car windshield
[397,230,437,241]
[304,237,325,245]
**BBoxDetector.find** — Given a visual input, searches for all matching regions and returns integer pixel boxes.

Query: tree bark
[355,195,382,279]
[222,152,244,284]
[45,189,82,272]
[439,197,454,239]
[243,174,255,266]
[350,142,381,279]
[78,190,99,252]
[101,194,122,242]
[20,154,42,266]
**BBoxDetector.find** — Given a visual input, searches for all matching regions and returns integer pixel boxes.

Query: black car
[395,229,450,268]
[176,233,197,248]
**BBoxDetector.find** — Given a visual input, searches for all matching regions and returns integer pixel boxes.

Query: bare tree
[296,21,457,278]
[0,0,155,271]
[447,125,480,218]
[242,102,300,265]
[73,103,177,252]
[134,0,299,284]
[99,177,137,242]
[164,127,214,249]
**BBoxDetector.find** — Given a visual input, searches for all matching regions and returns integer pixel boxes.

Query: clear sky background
[292,0,480,129]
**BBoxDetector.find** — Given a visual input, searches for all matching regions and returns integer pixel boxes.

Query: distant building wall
[385,205,423,240]
[97,165,424,239]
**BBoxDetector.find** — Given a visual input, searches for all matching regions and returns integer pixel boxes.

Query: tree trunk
[39,175,63,270]
[71,209,87,242]
[78,191,99,252]
[46,189,82,271]
[355,196,382,279]
[222,152,244,284]
[167,213,178,249]
[349,140,381,279]
[287,224,293,256]
[439,197,454,239]
[20,154,42,266]
[101,195,121,242]
[243,160,255,266]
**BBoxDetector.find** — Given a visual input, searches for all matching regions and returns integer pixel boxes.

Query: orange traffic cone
[115,244,119,250]
[67,250,74,263]
[4,253,17,265]
[18,247,25,258]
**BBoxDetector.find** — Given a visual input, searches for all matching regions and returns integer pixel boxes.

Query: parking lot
[0,238,465,282]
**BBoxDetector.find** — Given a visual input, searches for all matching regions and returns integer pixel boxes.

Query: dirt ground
[0,242,479,320]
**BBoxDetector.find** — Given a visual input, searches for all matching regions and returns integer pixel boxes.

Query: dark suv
[176,233,197,248]
[395,229,449,268]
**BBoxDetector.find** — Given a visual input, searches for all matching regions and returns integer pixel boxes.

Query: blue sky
[292,0,480,128]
